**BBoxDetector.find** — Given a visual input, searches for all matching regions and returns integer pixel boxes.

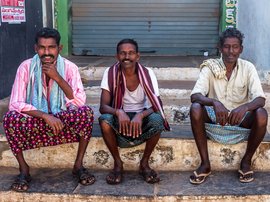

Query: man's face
[220,37,243,65]
[35,37,62,64]
[116,43,140,69]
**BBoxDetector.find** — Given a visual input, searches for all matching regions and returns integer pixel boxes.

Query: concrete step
[68,55,205,69]
[1,123,270,171]
[84,80,270,126]
[1,166,270,202]
[79,65,270,86]
[80,66,201,82]
[0,77,269,125]
[1,78,270,123]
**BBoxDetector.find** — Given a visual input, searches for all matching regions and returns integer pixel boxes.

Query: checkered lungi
[205,106,250,144]
[99,112,164,148]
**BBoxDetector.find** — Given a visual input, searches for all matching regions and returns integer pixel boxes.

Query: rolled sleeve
[191,67,211,96]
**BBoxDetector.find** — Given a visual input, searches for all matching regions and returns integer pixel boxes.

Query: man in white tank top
[99,39,169,185]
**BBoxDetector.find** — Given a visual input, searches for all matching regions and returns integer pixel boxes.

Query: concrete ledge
[1,136,270,171]
[1,167,270,202]
[0,123,270,171]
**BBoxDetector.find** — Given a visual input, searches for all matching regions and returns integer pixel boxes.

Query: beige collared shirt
[191,58,265,111]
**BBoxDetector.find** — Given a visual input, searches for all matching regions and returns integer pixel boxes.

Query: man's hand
[116,109,130,136]
[42,113,64,135]
[130,113,143,138]
[42,61,60,81]
[228,105,248,125]
[213,100,230,126]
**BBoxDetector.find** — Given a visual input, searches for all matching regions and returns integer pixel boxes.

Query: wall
[55,0,71,56]
[0,1,43,99]
[237,0,270,74]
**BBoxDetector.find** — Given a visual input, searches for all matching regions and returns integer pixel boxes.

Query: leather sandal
[72,167,96,186]
[11,173,32,192]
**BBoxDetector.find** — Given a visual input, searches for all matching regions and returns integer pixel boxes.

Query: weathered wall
[237,0,270,73]
[0,1,43,99]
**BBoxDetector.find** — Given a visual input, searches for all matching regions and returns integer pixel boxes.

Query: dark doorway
[0,1,43,99]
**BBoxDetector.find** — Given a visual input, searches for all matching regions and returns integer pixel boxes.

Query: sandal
[238,169,254,183]
[190,171,211,185]
[139,168,160,184]
[11,173,32,192]
[106,170,123,185]
[72,167,96,186]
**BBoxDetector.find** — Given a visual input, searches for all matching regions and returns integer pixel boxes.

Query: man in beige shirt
[189,28,268,184]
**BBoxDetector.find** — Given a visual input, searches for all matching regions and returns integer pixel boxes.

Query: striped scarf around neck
[26,54,66,114]
[108,62,170,131]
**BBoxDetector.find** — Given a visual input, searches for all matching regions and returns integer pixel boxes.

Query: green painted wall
[55,0,71,56]
[220,0,237,32]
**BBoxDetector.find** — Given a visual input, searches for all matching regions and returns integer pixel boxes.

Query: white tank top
[123,84,151,113]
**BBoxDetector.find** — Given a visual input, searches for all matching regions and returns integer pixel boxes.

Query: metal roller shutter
[72,0,221,56]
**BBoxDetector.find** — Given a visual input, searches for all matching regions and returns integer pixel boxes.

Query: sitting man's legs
[238,107,268,182]
[3,105,95,192]
[99,117,123,184]
[99,112,164,184]
[190,103,268,184]
[189,103,212,184]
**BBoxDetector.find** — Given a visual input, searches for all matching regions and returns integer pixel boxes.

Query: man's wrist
[115,109,119,116]
[53,74,62,83]
[41,112,46,119]
[139,111,144,119]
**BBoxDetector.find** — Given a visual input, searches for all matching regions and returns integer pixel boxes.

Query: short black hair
[35,27,61,45]
[116,38,138,53]
[219,28,244,47]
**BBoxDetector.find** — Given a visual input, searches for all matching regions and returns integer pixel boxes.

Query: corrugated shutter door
[72,0,221,56]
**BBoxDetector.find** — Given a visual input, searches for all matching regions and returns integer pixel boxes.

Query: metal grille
[72,0,221,56]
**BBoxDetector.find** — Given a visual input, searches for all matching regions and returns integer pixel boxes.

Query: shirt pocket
[232,84,247,103]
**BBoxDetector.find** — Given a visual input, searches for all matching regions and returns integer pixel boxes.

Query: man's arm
[42,62,74,99]
[129,107,154,138]
[228,97,265,125]
[191,93,216,106]
[99,89,117,115]
[191,93,230,126]
[22,110,64,135]
[99,89,130,136]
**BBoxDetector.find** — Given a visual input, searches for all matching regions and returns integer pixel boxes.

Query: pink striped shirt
[9,57,86,115]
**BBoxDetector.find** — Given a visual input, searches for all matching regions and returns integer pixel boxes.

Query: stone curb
[1,137,270,171]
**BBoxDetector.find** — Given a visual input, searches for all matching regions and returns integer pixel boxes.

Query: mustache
[41,54,54,59]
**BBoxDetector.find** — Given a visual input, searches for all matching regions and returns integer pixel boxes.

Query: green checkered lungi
[99,112,164,148]
[205,106,250,144]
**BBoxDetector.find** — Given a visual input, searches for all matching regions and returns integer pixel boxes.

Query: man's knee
[254,107,268,127]
[99,114,114,132]
[79,105,94,118]
[99,119,110,130]
[146,113,164,126]
[190,103,204,120]
[84,105,94,114]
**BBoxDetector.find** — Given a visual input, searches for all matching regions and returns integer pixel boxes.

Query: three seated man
[2,27,268,192]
